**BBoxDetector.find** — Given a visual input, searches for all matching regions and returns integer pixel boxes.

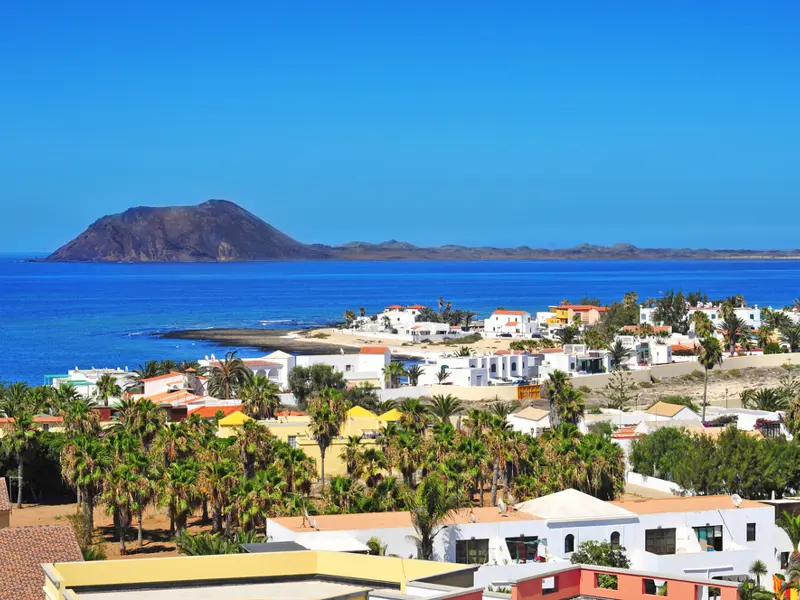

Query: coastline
[161,326,516,359]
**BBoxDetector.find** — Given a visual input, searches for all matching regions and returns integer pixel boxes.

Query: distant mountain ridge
[44,200,800,262]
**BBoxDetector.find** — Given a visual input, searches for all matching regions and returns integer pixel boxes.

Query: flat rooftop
[79,580,369,600]
[610,495,768,514]
[271,506,540,532]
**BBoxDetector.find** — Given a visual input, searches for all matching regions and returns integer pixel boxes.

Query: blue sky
[2,1,799,252]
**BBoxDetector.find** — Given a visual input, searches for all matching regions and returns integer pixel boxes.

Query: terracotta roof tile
[0,525,83,600]
[493,310,528,316]
[0,478,10,513]
[360,346,389,354]
[188,405,243,419]
[406,304,426,310]
[609,495,768,514]
[504,321,520,327]
[271,506,540,532]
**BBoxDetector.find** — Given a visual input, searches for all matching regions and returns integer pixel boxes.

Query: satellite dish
[732,494,743,508]
[497,498,507,515]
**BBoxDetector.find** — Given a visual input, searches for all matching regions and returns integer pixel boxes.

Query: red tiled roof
[360,346,390,354]
[0,478,10,513]
[671,344,696,352]
[567,305,609,312]
[145,390,204,406]
[504,321,519,326]
[140,372,182,383]
[495,350,510,355]
[0,525,83,600]
[385,305,403,310]
[276,409,307,417]
[612,426,642,440]
[407,304,426,310]
[188,405,242,419]
[240,359,281,367]
[493,309,527,315]
[538,347,565,354]
[411,325,421,329]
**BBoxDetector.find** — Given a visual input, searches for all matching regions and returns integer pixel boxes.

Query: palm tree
[756,326,774,349]
[160,459,201,535]
[129,361,163,391]
[749,559,768,588]
[691,311,714,337]
[740,387,789,412]
[359,307,366,317]
[232,467,285,533]
[697,337,723,421]
[357,447,388,488]
[63,398,100,437]
[779,511,800,582]
[339,435,363,477]
[406,365,424,386]
[718,312,750,355]
[454,346,473,357]
[239,376,281,420]
[428,394,462,423]
[544,370,583,427]
[277,445,316,493]
[325,476,366,513]
[207,351,251,399]
[201,455,239,533]
[95,374,122,406]
[406,474,464,560]
[396,397,429,433]
[61,435,110,531]
[609,340,633,371]
[1,412,38,508]
[382,362,407,389]
[344,383,381,412]
[435,366,451,384]
[344,310,357,327]
[784,325,800,353]
[556,326,580,345]
[307,388,348,487]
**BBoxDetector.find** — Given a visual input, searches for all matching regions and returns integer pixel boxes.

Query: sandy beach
[162,326,518,359]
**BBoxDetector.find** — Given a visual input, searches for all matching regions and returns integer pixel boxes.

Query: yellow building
[43,551,481,600]
[217,410,381,478]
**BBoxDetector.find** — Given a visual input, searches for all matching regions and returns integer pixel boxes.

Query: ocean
[2,255,799,384]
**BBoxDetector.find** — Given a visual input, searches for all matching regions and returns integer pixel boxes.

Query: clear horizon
[2,2,799,252]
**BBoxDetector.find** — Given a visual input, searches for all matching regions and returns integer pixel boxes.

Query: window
[491,364,497,373]
[610,531,620,548]
[645,528,676,555]
[455,538,489,564]
[693,525,723,551]
[345,365,352,372]
[747,523,756,542]
[511,363,517,372]
[564,534,575,554]
[505,536,538,563]
[781,552,790,570]
[288,436,298,449]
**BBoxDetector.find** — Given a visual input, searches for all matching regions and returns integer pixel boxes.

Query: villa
[46,367,130,398]
[547,305,609,327]
[266,488,780,590]
[483,310,538,338]
[416,351,535,387]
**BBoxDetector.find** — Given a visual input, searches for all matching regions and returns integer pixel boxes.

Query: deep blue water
[2,255,800,384]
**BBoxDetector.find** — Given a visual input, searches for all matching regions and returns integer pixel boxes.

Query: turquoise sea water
[1,255,799,384]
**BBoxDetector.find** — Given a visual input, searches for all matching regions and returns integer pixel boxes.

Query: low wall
[570,352,800,390]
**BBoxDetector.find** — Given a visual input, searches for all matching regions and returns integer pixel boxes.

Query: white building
[267,488,784,585]
[508,406,550,435]
[641,304,762,330]
[49,367,131,399]
[484,310,538,338]
[536,345,612,379]
[616,335,673,368]
[200,347,393,391]
[378,304,426,328]
[416,351,534,387]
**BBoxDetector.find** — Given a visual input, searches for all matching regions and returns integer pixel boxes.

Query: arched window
[564,534,575,554]
[511,363,517,372]
[610,531,620,548]
[491,364,497,373]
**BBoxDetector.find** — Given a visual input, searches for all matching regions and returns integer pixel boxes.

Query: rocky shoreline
[161,328,362,355]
